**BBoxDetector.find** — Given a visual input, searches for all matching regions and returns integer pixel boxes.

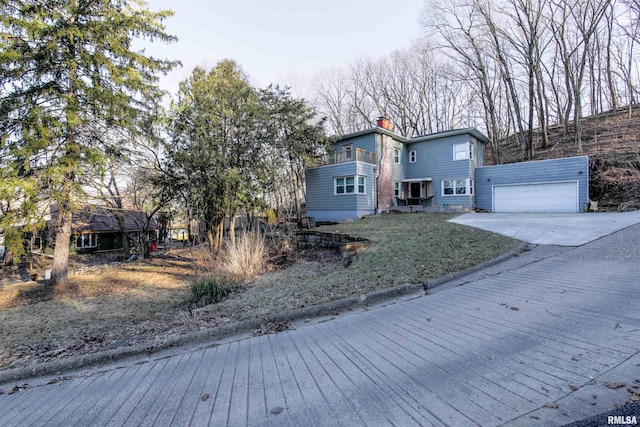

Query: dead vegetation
[0,214,519,371]
[489,105,640,211]
[0,244,341,370]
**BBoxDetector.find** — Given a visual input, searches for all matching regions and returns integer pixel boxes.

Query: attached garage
[475,156,589,213]
[493,181,579,213]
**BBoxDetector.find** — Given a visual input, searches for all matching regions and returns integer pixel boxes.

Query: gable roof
[50,206,157,234]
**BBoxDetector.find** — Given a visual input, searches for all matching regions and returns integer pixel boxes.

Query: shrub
[265,209,277,223]
[222,232,268,283]
[189,276,231,308]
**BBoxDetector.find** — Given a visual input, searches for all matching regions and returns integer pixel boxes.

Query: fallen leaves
[499,302,520,311]
[603,381,626,389]
[628,381,640,402]
[253,321,293,337]
[8,383,28,395]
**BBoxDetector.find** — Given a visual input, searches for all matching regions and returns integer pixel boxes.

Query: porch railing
[311,148,376,167]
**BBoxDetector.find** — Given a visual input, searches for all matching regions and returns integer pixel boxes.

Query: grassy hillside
[486,104,640,211]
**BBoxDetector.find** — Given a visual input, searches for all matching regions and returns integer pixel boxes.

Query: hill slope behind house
[486,104,640,211]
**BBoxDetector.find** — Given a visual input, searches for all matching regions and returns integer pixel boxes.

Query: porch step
[388,206,469,214]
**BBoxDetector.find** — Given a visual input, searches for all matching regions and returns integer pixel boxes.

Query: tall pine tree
[0,0,178,283]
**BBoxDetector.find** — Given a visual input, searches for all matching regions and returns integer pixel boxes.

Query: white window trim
[442,178,474,196]
[76,233,98,249]
[393,181,400,197]
[453,142,473,161]
[409,150,417,163]
[393,147,401,164]
[335,175,366,195]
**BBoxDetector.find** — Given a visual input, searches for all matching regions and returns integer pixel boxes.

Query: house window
[453,142,473,161]
[393,148,400,164]
[76,233,98,249]
[31,236,42,252]
[442,178,473,196]
[335,176,365,195]
[410,150,417,163]
[394,181,400,197]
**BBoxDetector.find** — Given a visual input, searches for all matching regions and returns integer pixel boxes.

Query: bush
[265,209,277,223]
[222,232,268,283]
[189,276,231,308]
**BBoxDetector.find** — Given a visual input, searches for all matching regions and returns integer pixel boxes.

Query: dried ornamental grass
[221,232,269,283]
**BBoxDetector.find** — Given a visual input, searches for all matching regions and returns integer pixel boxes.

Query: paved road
[1,224,639,426]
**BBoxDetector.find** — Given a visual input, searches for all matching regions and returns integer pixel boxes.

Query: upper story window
[335,176,366,195]
[453,142,474,161]
[393,148,400,164]
[409,150,417,163]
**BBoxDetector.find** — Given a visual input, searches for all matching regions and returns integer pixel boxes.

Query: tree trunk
[229,215,236,246]
[115,214,130,255]
[215,221,224,254]
[574,97,583,154]
[207,219,225,255]
[289,155,302,222]
[480,3,528,160]
[52,209,72,285]
[121,232,130,255]
[535,60,549,149]
[207,228,215,253]
[605,6,618,112]
[527,58,535,160]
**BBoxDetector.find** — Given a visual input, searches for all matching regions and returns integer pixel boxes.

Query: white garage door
[493,181,578,212]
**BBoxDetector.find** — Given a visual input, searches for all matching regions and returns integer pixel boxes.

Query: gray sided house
[39,206,158,254]
[305,118,589,222]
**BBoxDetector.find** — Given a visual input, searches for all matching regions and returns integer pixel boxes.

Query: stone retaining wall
[295,231,370,265]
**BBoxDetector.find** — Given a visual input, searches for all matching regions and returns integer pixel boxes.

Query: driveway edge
[0,242,531,385]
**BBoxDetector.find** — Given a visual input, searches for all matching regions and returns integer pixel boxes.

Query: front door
[410,182,421,198]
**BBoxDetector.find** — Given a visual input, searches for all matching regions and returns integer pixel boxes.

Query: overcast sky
[144,0,425,98]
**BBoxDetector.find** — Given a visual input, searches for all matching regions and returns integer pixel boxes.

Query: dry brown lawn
[0,213,520,371]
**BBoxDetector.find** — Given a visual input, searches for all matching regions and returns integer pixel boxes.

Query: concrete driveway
[449,211,640,246]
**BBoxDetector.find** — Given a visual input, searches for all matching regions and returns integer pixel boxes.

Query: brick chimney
[376,116,393,131]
